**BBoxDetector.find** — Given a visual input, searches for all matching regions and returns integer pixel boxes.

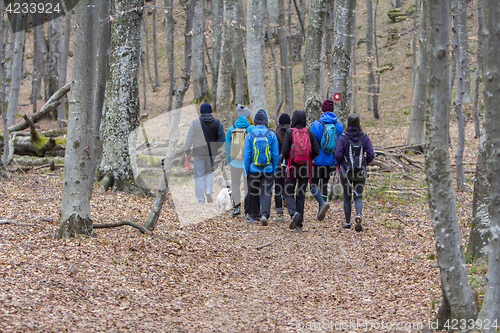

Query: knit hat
[278,113,291,125]
[347,113,361,128]
[236,104,251,118]
[200,102,212,114]
[321,99,334,112]
[254,109,268,126]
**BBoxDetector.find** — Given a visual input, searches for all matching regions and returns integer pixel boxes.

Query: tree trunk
[458,0,471,104]
[97,0,146,195]
[234,0,246,105]
[452,0,466,189]
[465,128,490,263]
[193,0,210,103]
[1,2,8,166]
[328,0,356,125]
[57,0,98,238]
[47,16,62,119]
[473,0,483,139]
[145,0,196,231]
[5,23,13,105]
[425,0,477,324]
[211,0,223,110]
[372,0,380,118]
[264,0,282,123]
[292,0,305,62]
[165,0,176,112]
[366,0,376,114]
[407,0,427,146]
[478,0,500,324]
[152,0,161,89]
[304,0,326,126]
[31,13,44,109]
[246,0,268,115]
[34,22,48,102]
[89,0,112,193]
[58,11,72,121]
[278,0,294,115]
[142,14,155,91]
[216,0,236,128]
[6,22,25,125]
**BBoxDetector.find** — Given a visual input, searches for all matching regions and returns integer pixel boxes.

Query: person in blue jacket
[225,104,255,217]
[310,99,344,220]
[243,109,279,225]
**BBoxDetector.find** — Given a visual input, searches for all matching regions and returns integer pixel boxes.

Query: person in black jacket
[281,110,320,232]
[273,113,290,222]
[184,103,225,204]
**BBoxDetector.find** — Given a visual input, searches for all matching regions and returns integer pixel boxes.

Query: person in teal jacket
[225,104,255,217]
[243,109,279,225]
[309,99,344,220]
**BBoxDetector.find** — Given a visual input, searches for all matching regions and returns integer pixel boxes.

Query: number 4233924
[5,2,61,15]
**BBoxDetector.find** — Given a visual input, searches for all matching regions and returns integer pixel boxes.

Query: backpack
[290,128,312,165]
[318,120,338,153]
[342,132,367,180]
[230,126,247,159]
[249,129,272,166]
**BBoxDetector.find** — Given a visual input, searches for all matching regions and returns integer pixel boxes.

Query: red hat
[321,99,334,112]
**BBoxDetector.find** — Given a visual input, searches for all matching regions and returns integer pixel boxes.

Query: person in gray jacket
[184,103,225,204]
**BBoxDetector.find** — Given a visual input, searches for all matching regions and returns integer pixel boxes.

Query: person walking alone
[335,113,374,231]
[184,102,225,204]
[281,110,320,232]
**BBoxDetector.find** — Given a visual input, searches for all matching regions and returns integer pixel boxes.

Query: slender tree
[211,0,223,110]
[57,0,98,238]
[47,15,62,119]
[142,14,155,91]
[458,0,471,104]
[58,11,72,120]
[165,0,176,111]
[452,0,466,189]
[97,0,146,194]
[425,0,477,326]
[478,0,500,324]
[216,0,236,128]
[234,0,246,105]
[246,0,268,114]
[472,0,483,138]
[152,0,161,88]
[264,0,282,122]
[407,0,427,146]
[304,0,326,125]
[366,0,375,113]
[6,20,24,125]
[1,1,8,167]
[278,0,293,115]
[328,0,356,125]
[192,0,210,103]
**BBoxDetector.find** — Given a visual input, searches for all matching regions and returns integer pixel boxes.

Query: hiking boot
[355,215,363,232]
[232,205,241,217]
[343,223,351,229]
[295,226,303,232]
[316,203,330,221]
[249,217,258,223]
[245,213,251,220]
[206,193,213,203]
[276,213,285,223]
[289,212,301,230]
[261,215,268,226]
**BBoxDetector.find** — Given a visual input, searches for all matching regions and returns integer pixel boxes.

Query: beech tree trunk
[304,0,326,126]
[145,0,196,231]
[278,0,294,115]
[465,128,490,263]
[478,0,500,324]
[246,0,268,114]
[234,0,246,105]
[408,0,427,146]
[89,0,112,192]
[165,0,176,112]
[366,0,375,113]
[97,0,145,195]
[192,0,210,103]
[458,0,471,104]
[452,0,466,189]
[473,0,483,139]
[210,0,223,110]
[57,0,98,238]
[328,0,356,125]
[58,11,72,121]
[1,2,8,166]
[425,0,477,325]
[6,21,25,125]
[47,15,62,119]
[152,0,161,89]
[34,22,48,102]
[216,0,236,128]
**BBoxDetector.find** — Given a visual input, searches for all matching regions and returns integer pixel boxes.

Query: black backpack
[342,132,367,181]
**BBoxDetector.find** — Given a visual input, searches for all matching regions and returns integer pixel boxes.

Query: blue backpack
[318,120,338,153]
[249,130,272,166]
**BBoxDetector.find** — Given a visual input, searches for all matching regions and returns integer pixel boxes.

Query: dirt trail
[0,173,440,332]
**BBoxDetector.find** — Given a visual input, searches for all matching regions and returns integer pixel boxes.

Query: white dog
[217,188,232,212]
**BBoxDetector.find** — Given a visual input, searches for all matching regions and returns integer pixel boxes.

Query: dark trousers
[274,166,286,211]
[340,176,365,225]
[284,164,310,227]
[310,165,333,200]
[247,172,274,219]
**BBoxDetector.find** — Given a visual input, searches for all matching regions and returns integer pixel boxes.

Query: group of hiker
[183,100,375,232]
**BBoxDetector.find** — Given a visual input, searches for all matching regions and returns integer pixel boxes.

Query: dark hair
[347,113,362,131]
